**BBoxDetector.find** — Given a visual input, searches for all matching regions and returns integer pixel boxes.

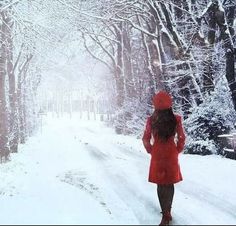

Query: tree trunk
[225,3,235,37]
[123,22,136,99]
[114,23,125,109]
[0,11,10,161]
[137,15,159,106]
[215,4,236,110]
[17,55,33,144]
[156,2,202,115]
[6,12,19,153]
[18,76,26,144]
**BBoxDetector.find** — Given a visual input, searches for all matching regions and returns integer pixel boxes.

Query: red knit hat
[152,91,172,110]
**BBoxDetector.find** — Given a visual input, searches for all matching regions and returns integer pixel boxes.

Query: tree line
[0,0,62,162]
[71,0,236,153]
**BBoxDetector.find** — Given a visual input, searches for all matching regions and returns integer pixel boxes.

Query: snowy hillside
[0,114,236,225]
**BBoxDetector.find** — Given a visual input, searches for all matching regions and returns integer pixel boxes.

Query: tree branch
[81,33,113,71]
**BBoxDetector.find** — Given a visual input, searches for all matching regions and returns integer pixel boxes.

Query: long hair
[151,108,177,142]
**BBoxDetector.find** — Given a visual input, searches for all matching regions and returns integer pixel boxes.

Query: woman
[142,91,186,225]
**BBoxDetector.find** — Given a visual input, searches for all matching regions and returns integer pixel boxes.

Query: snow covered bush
[184,80,236,155]
[122,97,152,137]
[110,96,152,136]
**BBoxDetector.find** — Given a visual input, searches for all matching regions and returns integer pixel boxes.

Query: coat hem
[148,178,183,185]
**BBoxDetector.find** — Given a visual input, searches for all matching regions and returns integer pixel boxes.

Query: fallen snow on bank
[0,114,236,225]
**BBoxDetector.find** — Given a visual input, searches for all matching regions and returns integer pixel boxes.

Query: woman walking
[142,91,186,225]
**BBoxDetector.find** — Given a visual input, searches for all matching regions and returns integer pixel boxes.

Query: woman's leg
[157,185,165,212]
[157,184,175,225]
[157,184,174,213]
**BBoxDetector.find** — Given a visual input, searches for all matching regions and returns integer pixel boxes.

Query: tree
[198,0,236,109]
[0,10,10,161]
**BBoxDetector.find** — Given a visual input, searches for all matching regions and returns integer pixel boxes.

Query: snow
[0,114,236,225]
[224,148,235,152]
[218,134,236,138]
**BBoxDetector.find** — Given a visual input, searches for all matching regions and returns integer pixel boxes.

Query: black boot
[159,210,172,226]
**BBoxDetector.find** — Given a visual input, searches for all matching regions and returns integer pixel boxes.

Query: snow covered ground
[0,113,236,225]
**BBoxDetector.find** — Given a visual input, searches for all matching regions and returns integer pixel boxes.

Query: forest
[0,0,236,162]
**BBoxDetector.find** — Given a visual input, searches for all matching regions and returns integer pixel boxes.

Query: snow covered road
[0,114,236,225]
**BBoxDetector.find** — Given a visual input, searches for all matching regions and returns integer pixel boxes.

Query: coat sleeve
[142,117,153,154]
[176,115,186,153]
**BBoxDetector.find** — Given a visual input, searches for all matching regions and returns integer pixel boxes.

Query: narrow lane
[0,115,236,225]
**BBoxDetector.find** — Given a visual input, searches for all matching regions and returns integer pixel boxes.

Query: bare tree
[198,0,236,109]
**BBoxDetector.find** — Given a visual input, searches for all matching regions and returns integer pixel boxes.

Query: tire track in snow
[85,144,108,161]
[58,141,140,224]
[83,143,161,225]
[178,180,236,220]
[106,172,160,224]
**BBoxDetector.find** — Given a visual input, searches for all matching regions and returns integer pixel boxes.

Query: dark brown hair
[151,108,177,141]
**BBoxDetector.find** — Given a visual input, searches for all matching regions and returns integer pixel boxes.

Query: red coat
[142,114,186,185]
